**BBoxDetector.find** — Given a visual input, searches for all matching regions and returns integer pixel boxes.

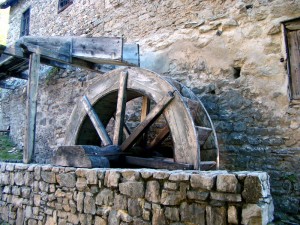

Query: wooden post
[24,53,40,164]
[82,95,112,146]
[113,71,128,145]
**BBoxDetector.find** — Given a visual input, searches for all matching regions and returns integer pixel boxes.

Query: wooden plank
[120,93,174,152]
[113,71,128,145]
[287,30,300,99]
[82,95,112,146]
[123,43,140,66]
[138,96,151,146]
[72,37,123,64]
[52,145,116,168]
[147,125,170,150]
[0,44,5,54]
[20,42,71,63]
[199,161,217,170]
[24,53,40,164]
[196,126,212,146]
[0,81,15,89]
[124,156,194,170]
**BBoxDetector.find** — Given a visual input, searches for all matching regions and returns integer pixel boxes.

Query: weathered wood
[120,93,174,152]
[112,114,131,138]
[287,30,300,99]
[0,126,10,134]
[125,156,194,170]
[24,53,40,164]
[123,43,140,66]
[138,96,150,146]
[0,81,14,89]
[141,96,150,121]
[82,95,112,146]
[196,126,212,146]
[20,42,71,63]
[113,71,128,145]
[1,36,139,74]
[52,145,117,168]
[147,125,170,150]
[286,20,300,31]
[0,44,5,54]
[72,37,123,64]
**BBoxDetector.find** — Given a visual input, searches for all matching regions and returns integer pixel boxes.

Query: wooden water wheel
[61,67,219,170]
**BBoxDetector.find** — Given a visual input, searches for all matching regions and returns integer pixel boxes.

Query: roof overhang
[0,0,18,9]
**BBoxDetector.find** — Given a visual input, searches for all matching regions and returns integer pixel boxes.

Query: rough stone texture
[216,174,239,193]
[119,182,144,198]
[1,0,300,222]
[0,164,273,225]
[145,180,160,203]
[228,205,239,224]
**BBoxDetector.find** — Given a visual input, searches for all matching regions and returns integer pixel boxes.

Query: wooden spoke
[120,92,174,152]
[113,71,128,145]
[147,124,170,150]
[82,95,112,146]
[137,96,150,146]
[112,114,131,138]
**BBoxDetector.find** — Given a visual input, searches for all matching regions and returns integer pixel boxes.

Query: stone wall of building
[0,0,300,222]
[0,163,274,225]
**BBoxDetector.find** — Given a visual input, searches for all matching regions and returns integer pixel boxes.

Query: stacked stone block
[0,163,273,225]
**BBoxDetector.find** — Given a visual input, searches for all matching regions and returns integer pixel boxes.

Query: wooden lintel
[120,93,174,152]
[24,53,40,164]
[82,95,112,146]
[125,156,194,170]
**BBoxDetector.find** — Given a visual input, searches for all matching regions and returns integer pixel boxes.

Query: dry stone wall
[0,0,300,222]
[0,163,274,225]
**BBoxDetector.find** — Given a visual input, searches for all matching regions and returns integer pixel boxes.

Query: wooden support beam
[24,53,40,164]
[82,95,112,146]
[120,93,174,152]
[10,72,28,80]
[125,156,194,170]
[0,81,14,89]
[147,125,170,150]
[0,44,5,54]
[113,71,128,145]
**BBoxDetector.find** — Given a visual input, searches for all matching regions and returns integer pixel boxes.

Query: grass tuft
[0,134,22,161]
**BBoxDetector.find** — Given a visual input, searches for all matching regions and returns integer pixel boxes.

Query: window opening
[284,18,300,100]
[58,0,73,13]
[20,8,30,37]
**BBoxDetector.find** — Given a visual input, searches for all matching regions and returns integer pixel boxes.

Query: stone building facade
[0,0,299,222]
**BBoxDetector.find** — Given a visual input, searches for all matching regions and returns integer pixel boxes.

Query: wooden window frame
[58,0,73,13]
[283,18,300,102]
[20,8,30,37]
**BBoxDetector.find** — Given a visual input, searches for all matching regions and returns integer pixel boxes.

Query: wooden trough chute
[62,67,219,170]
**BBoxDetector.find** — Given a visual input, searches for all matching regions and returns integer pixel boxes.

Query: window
[58,0,73,13]
[20,8,30,37]
[284,18,300,100]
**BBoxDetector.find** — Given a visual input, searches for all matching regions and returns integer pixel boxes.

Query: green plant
[0,135,22,161]
[45,67,60,85]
